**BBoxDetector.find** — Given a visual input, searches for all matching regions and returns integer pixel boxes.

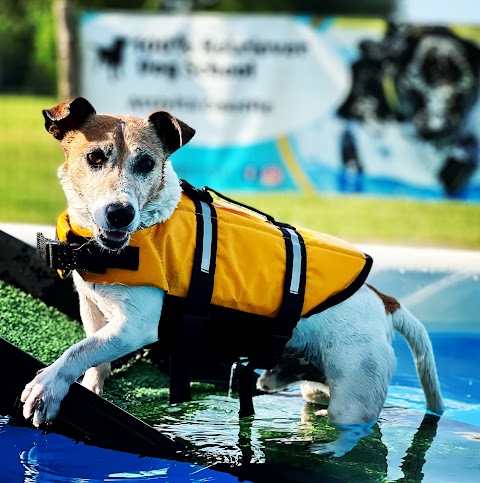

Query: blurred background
[1,0,479,248]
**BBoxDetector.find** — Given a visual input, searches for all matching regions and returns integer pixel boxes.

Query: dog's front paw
[21,368,70,427]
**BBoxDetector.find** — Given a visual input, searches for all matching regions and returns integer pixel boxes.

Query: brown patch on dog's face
[61,114,166,185]
[367,284,400,315]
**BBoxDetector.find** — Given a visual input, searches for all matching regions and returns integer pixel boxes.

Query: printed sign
[80,13,480,199]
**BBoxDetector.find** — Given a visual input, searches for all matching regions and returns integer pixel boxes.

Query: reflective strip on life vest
[286,227,302,295]
[199,200,213,274]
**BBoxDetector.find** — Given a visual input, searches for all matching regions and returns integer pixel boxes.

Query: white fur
[22,111,444,459]
[138,162,182,227]
[21,281,163,426]
[257,284,444,456]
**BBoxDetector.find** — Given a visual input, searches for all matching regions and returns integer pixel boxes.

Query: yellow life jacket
[55,189,371,320]
[39,183,373,411]
[40,181,372,383]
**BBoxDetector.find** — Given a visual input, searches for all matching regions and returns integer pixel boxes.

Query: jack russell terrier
[21,98,444,457]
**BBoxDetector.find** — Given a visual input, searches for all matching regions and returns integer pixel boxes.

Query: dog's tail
[392,306,445,415]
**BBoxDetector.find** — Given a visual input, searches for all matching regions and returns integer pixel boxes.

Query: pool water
[1,331,479,482]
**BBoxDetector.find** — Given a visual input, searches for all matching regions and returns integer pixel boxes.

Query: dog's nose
[106,203,135,229]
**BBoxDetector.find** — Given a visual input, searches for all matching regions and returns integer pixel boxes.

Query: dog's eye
[135,155,155,174]
[86,150,106,168]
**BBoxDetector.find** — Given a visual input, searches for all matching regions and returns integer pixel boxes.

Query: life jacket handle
[180,179,295,230]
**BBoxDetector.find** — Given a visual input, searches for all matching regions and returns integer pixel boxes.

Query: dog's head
[394,27,480,141]
[43,97,195,251]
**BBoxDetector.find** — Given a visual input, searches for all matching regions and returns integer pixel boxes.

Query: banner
[79,13,480,199]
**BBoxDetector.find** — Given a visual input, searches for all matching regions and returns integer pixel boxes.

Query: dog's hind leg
[310,344,395,457]
[77,286,111,396]
[310,381,382,457]
[300,381,330,405]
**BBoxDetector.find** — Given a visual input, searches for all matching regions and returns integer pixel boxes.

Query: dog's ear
[42,98,96,140]
[148,111,195,156]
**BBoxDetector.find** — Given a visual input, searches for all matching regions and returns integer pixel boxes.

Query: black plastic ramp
[0,337,188,459]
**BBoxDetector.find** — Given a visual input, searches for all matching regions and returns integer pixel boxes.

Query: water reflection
[154,392,479,482]
[397,414,440,483]
[0,416,239,483]
[2,390,479,482]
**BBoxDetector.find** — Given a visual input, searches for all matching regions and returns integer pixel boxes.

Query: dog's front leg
[21,285,164,427]
[77,284,111,395]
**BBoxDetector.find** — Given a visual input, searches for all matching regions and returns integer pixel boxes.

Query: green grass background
[1,94,479,249]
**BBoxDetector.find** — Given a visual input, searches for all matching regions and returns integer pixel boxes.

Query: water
[1,332,479,482]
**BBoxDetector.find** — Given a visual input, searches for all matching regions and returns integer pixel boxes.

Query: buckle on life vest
[37,232,140,274]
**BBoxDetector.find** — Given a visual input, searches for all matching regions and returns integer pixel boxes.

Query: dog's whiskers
[66,191,82,203]
[65,187,88,206]
[71,237,96,251]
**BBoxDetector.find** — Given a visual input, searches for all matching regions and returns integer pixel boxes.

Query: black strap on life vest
[170,180,307,417]
[203,183,306,367]
[205,184,306,415]
[252,226,307,368]
[231,226,306,417]
[201,182,307,368]
[204,185,296,230]
[36,231,139,275]
[169,180,218,405]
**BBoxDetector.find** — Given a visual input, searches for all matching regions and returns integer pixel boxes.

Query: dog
[21,98,444,458]
[337,23,480,197]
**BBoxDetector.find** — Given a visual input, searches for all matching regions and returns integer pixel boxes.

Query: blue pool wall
[358,243,480,333]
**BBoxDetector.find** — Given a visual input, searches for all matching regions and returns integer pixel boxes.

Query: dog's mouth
[98,229,130,251]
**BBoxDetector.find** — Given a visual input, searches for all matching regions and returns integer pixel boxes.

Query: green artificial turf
[0,279,214,420]
[0,279,84,364]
